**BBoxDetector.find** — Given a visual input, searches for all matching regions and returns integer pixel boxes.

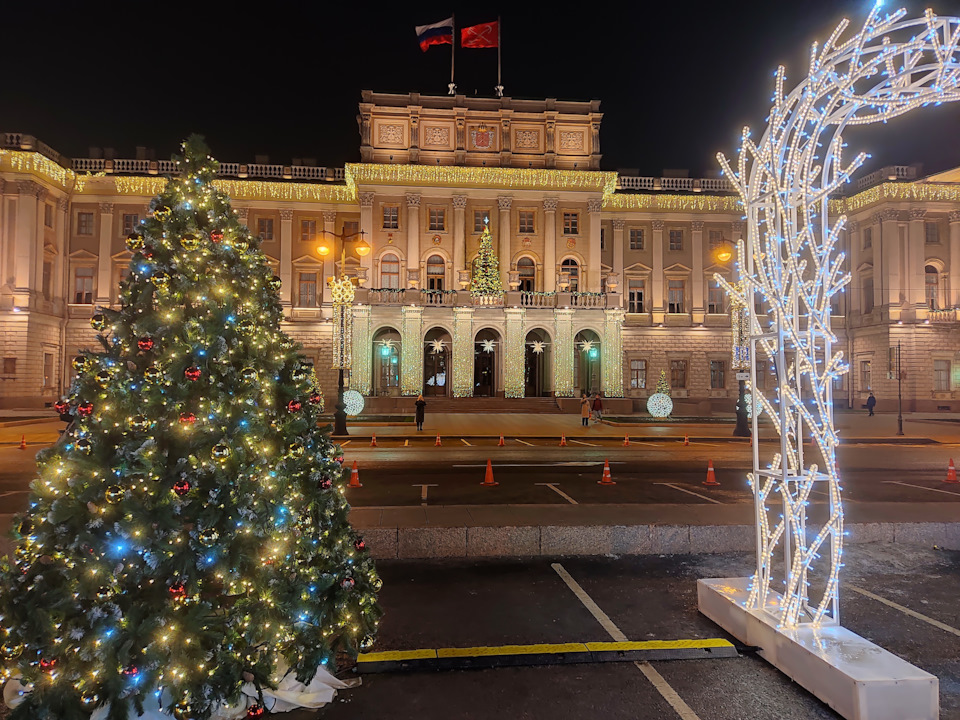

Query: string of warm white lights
[400,307,423,396]
[716,3,960,629]
[330,278,354,370]
[452,308,475,398]
[504,309,526,398]
[351,306,372,396]
[602,309,625,397]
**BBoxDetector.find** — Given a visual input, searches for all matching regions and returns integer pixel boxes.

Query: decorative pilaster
[602,308,625,398]
[452,307,475,397]
[543,198,558,292]
[279,209,294,306]
[908,207,928,314]
[406,194,421,275]
[504,308,526,398]
[611,218,625,306]
[691,220,705,323]
[351,305,372,396]
[95,202,114,304]
[651,219,665,323]
[880,208,900,313]
[452,195,467,272]
[359,192,375,286]
[322,210,337,304]
[497,196,512,289]
[401,305,424,395]
[847,220,860,316]
[949,210,960,307]
[553,308,575,397]
[587,198,603,292]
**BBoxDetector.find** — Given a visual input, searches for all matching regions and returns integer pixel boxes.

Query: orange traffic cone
[370,433,378,448]
[623,435,630,447]
[18,435,26,450]
[683,434,689,446]
[348,460,362,488]
[435,433,442,447]
[947,458,958,484]
[481,459,498,486]
[703,460,719,486]
[559,434,567,447]
[598,459,616,485]
[498,434,505,447]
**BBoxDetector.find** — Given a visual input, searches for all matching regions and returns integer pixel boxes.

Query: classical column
[406,193,421,276]
[543,198,558,292]
[351,305,372,396]
[322,210,337,304]
[870,213,884,312]
[908,208,927,315]
[95,202,114,304]
[504,308,526,398]
[32,188,48,297]
[587,198,603,292]
[612,218,625,307]
[55,197,69,305]
[651,219,665,323]
[498,196,512,289]
[452,307,475,397]
[602,308,625,397]
[691,219,705,323]
[14,182,41,299]
[847,220,861,316]
[553,308,575,397]
[880,209,900,314]
[278,209,294,306]
[949,211,960,307]
[452,195,467,273]
[359,192,375,284]
[401,305,424,396]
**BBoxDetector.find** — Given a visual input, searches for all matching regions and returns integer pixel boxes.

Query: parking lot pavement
[309,544,960,719]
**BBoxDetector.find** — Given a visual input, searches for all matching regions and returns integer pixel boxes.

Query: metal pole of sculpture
[714,4,960,629]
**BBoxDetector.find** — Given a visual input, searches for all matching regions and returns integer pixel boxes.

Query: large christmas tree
[469,222,503,298]
[0,138,381,720]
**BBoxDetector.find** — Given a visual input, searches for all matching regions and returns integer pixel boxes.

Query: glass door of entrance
[474,350,495,396]
[424,349,448,396]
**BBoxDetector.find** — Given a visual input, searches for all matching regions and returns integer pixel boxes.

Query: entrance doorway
[423,327,451,396]
[372,327,401,396]
[574,329,601,395]
[524,328,550,397]
[474,328,500,397]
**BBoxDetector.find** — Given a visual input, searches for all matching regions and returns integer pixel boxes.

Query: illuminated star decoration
[531,341,546,354]
[580,340,594,354]
[480,339,495,353]
[429,339,445,354]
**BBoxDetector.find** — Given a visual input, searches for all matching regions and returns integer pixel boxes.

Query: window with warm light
[73,267,94,304]
[925,265,940,309]
[428,208,445,232]
[298,272,317,307]
[383,206,399,229]
[300,219,317,242]
[630,359,647,389]
[518,211,535,234]
[517,257,535,291]
[563,212,579,235]
[561,258,579,291]
[426,255,445,290]
[668,279,685,313]
[380,254,400,288]
[628,280,644,313]
[629,228,644,250]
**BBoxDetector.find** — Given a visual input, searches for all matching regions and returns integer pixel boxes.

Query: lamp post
[713,237,750,437]
[317,230,371,436]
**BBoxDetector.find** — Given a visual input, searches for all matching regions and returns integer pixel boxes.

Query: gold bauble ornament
[126,232,145,252]
[198,528,219,547]
[240,367,257,381]
[237,319,255,334]
[96,370,111,387]
[269,276,282,291]
[72,355,88,372]
[232,237,249,253]
[105,485,124,504]
[1,642,23,660]
[90,314,107,331]
[153,205,172,221]
[144,365,163,383]
[153,273,171,293]
[288,442,304,458]
[211,444,231,461]
[180,233,201,251]
[76,438,93,454]
[130,415,151,431]
[80,691,100,709]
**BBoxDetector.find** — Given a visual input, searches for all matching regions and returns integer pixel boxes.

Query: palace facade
[2,92,960,413]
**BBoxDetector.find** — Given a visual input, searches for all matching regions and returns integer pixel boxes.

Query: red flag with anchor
[461,21,499,48]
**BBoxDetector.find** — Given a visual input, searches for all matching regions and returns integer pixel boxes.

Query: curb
[0,417,59,429]
[330,434,939,445]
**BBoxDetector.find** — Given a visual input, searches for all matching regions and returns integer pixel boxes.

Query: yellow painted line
[358,649,437,663]
[404,439,409,447]
[340,440,351,446]
[437,643,588,658]
[515,438,534,446]
[585,639,733,651]
[461,438,472,446]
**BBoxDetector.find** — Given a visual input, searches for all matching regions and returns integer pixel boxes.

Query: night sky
[7,0,960,179]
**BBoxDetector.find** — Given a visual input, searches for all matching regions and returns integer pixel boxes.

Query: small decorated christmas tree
[656,370,671,396]
[0,137,381,720]
[470,221,503,298]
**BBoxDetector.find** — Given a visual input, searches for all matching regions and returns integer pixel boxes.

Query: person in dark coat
[866,392,876,416]
[591,392,603,423]
[415,394,426,431]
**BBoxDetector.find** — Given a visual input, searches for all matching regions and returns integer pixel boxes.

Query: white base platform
[698,578,938,720]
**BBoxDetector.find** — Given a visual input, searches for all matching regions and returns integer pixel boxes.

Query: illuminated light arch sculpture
[716,4,960,628]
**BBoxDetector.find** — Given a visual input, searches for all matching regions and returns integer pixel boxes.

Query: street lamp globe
[355,237,371,257]
[317,240,332,256]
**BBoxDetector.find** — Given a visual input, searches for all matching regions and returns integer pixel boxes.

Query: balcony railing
[616,175,736,193]
[929,308,958,323]
[420,290,457,306]
[519,291,556,308]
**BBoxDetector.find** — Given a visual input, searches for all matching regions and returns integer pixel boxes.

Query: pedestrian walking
[591,392,603,423]
[415,394,426,431]
[579,392,590,427]
[866,392,876,417]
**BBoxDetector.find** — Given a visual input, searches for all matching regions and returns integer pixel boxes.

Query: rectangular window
[428,208,445,231]
[669,229,683,251]
[297,272,317,307]
[860,360,872,391]
[342,221,359,239]
[2,358,15,375]
[670,359,688,389]
[710,360,726,389]
[474,209,489,232]
[76,212,94,236]
[518,211,535,234]
[863,226,872,249]
[380,255,400,289]
[668,279,685,313]
[862,276,874,313]
[42,260,53,300]
[73,267,94,304]
[630,359,647,389]
[925,221,939,244]
[300,219,317,242]
[629,228,644,250]
[43,353,54,388]
[563,212,579,235]
[44,204,54,228]
[934,359,951,391]
[708,280,725,314]
[257,218,274,241]
[382,206,399,230]
[708,229,723,252]
[122,213,139,236]
[628,280,645,313]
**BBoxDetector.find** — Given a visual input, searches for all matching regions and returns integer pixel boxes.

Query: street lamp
[317,230,370,436]
[713,237,751,438]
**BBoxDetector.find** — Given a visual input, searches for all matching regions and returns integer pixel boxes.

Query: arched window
[427,254,445,291]
[561,258,579,292]
[517,257,536,292]
[380,253,400,289]
[925,265,940,309]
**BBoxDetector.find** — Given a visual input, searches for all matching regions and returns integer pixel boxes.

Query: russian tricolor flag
[415,17,454,52]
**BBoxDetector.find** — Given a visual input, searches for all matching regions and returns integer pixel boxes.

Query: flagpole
[495,16,503,97]
[449,14,456,95]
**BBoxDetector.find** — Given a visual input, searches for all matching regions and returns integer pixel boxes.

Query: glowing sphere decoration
[269,276,283,291]
[646,393,673,418]
[342,389,365,417]
[152,204,171,220]
[130,415,152,432]
[153,272,171,293]
[340,577,355,590]
[237,318,255,334]
[54,400,69,415]
[72,355,89,372]
[39,658,56,673]
[288,442,304,458]
[1,643,23,660]
[232,237,249,253]
[318,477,333,490]
[308,390,323,406]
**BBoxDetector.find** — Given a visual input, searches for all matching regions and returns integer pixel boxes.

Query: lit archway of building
[474,327,502,397]
[574,329,601,395]
[423,326,452,396]
[524,328,551,397]
[372,327,401,397]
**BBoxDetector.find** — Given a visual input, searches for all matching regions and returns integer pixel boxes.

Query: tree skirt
[4,665,360,718]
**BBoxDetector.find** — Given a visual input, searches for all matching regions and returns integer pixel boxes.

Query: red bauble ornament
[287,399,302,413]
[354,538,365,551]
[123,665,139,677]
[308,391,323,405]
[137,337,155,352]
[318,477,332,490]
[340,577,355,590]
[39,658,56,673]
[210,229,224,243]
[54,401,69,414]
[169,582,187,600]
[246,704,266,718]
[173,480,191,497]
[184,366,202,382]
[142,246,155,259]
[179,412,196,425]
[77,402,94,417]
